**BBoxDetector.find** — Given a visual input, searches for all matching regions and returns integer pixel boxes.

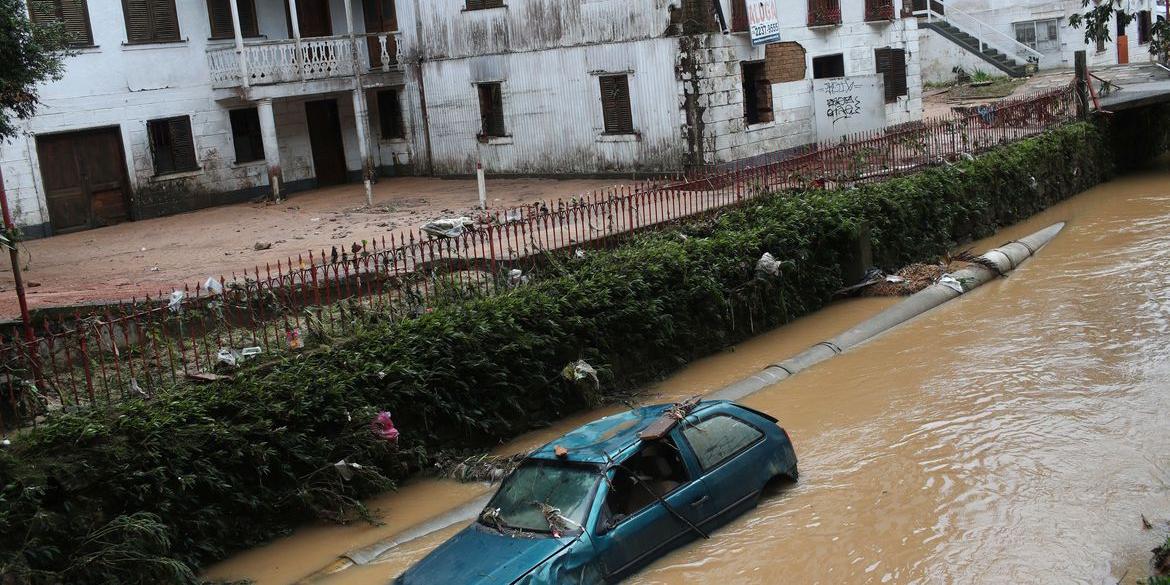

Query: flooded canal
[205,160,1170,584]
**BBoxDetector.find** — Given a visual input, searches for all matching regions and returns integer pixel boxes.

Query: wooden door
[363,0,397,69]
[305,99,348,187]
[36,128,131,234]
[1117,35,1130,64]
[287,0,332,37]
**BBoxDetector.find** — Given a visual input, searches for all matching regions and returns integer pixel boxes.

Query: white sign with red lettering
[746,0,781,45]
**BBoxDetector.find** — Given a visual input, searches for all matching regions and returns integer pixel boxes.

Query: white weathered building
[916,0,1164,84]
[1,0,923,237]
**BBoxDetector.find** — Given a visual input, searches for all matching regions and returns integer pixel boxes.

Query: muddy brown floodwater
[205,160,1170,585]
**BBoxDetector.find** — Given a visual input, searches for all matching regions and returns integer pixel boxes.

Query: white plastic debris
[885,275,906,284]
[574,249,586,259]
[508,269,529,286]
[240,346,262,358]
[505,208,523,223]
[217,348,241,367]
[334,459,355,481]
[756,252,781,278]
[938,274,965,294]
[1,438,11,447]
[421,217,474,238]
[562,360,599,389]
[168,290,185,313]
[130,378,147,398]
[203,277,224,295]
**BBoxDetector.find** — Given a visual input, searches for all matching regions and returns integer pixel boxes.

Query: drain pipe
[710,222,1065,401]
[297,222,1065,580]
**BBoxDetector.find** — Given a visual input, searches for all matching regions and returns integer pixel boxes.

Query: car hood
[396,524,574,585]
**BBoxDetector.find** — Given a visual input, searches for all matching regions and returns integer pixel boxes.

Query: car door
[595,440,713,581]
[680,411,770,527]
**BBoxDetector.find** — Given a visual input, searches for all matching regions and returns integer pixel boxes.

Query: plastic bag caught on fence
[168,290,185,313]
[421,217,474,239]
[203,277,224,295]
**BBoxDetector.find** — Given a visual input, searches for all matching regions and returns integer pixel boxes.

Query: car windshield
[481,461,601,534]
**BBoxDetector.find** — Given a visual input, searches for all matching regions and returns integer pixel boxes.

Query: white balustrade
[207,33,401,89]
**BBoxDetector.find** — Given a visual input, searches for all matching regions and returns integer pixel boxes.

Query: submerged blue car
[394,399,798,584]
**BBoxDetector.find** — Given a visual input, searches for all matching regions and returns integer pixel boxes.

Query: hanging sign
[746,0,781,46]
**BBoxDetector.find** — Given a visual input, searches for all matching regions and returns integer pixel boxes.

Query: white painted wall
[919,26,1003,83]
[0,0,391,234]
[936,0,1159,72]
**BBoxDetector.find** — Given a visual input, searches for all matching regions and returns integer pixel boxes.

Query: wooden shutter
[208,0,257,39]
[149,117,198,175]
[124,0,180,43]
[466,0,504,10]
[29,0,94,46]
[599,75,634,134]
[169,117,197,171]
[150,0,180,42]
[478,83,505,138]
[875,48,906,103]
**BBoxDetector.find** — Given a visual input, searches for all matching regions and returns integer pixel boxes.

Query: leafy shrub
[0,122,1135,583]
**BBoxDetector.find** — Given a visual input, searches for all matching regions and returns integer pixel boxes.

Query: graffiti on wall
[813,74,887,141]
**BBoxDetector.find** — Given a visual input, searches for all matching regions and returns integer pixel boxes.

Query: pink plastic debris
[372,411,400,443]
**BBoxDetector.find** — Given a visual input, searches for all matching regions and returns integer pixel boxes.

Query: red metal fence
[0,84,1075,433]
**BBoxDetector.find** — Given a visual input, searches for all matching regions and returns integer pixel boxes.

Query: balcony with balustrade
[204,0,404,101]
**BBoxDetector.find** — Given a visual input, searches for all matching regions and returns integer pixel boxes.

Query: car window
[682,415,764,471]
[482,461,600,534]
[601,438,689,528]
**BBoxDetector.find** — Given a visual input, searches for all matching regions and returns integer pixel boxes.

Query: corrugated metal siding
[421,38,687,175]
[405,0,676,61]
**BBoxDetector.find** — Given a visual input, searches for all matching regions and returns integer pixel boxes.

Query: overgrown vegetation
[0,121,1160,584]
[1,0,75,140]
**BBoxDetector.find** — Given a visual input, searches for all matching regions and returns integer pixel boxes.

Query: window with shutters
[229,108,263,164]
[465,0,504,10]
[28,0,94,47]
[741,61,773,126]
[874,47,907,103]
[477,82,506,139]
[207,0,258,39]
[122,0,181,44]
[148,117,199,175]
[730,0,749,32]
[377,90,405,140]
[599,75,635,135]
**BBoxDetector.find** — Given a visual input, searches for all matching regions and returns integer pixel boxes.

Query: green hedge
[0,122,1134,583]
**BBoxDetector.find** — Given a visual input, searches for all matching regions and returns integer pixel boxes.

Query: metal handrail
[914,0,1043,64]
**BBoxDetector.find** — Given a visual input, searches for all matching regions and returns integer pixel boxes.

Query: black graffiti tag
[825,95,862,123]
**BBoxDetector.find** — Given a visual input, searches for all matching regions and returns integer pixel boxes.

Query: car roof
[528,400,728,464]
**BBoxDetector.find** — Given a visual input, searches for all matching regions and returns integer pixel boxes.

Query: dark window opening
[148,116,199,175]
[377,89,405,140]
[1117,10,1127,38]
[207,0,258,39]
[599,75,635,134]
[1138,11,1152,44]
[229,108,263,164]
[465,0,504,10]
[741,61,774,125]
[122,0,181,44]
[600,439,690,529]
[477,82,506,139]
[28,0,94,47]
[875,47,908,103]
[812,53,845,79]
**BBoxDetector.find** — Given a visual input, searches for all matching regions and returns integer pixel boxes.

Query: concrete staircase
[921,20,1029,78]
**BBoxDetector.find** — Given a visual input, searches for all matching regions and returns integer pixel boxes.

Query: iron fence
[0,84,1076,433]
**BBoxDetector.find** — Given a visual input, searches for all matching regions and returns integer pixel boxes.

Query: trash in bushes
[217,348,242,367]
[562,360,599,389]
[241,346,262,358]
[287,328,304,350]
[508,269,529,286]
[1,438,11,447]
[575,249,586,259]
[372,411,400,443]
[755,252,781,278]
[505,208,523,223]
[421,217,474,238]
[130,378,147,398]
[333,459,364,481]
[203,277,224,295]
